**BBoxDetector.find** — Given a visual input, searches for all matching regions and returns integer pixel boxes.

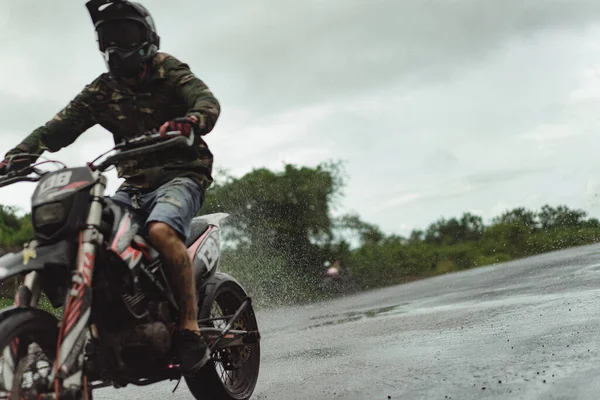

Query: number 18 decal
[39,171,73,193]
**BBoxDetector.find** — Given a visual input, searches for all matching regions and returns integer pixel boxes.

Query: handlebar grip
[121,130,189,147]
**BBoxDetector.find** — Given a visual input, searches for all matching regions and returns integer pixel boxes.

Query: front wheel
[185,280,261,400]
[0,308,59,400]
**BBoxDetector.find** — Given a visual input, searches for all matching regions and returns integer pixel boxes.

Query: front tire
[185,279,261,400]
[0,308,59,399]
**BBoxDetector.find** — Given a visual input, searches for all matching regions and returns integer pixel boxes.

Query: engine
[114,322,172,373]
[122,289,149,319]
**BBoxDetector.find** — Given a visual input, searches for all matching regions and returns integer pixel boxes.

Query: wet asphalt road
[95,244,600,399]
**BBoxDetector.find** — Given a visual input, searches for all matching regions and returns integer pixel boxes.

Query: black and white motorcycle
[0,129,260,400]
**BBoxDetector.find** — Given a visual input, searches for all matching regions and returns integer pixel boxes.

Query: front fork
[14,270,42,308]
[46,174,107,391]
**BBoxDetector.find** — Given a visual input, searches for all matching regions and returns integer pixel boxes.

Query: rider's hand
[0,146,35,176]
[0,159,10,176]
[0,144,37,176]
[159,116,198,137]
[0,156,32,176]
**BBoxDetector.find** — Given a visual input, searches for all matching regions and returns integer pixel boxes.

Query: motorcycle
[0,129,261,399]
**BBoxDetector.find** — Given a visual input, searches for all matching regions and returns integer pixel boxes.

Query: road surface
[96,244,600,399]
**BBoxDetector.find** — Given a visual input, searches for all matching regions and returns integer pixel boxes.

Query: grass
[0,295,63,318]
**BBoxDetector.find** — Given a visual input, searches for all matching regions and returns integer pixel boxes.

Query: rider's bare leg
[148,221,200,333]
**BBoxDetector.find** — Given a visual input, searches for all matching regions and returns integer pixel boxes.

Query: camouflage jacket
[7,52,220,194]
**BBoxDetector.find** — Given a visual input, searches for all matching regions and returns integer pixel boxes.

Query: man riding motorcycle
[0,0,220,376]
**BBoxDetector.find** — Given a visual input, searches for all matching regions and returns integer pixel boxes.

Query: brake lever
[6,165,35,179]
[0,167,41,187]
[32,167,48,177]
[6,165,48,179]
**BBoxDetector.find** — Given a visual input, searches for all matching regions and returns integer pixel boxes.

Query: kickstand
[172,377,182,393]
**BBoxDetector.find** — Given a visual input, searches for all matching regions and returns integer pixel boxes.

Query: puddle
[584,263,600,272]
[265,346,347,363]
[292,347,345,359]
[309,313,340,321]
[304,303,408,330]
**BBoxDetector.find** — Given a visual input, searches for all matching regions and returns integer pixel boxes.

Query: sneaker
[175,329,211,376]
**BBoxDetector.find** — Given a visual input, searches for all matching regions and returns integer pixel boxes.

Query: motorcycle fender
[190,228,222,283]
[0,240,74,282]
[197,272,249,321]
[0,305,59,327]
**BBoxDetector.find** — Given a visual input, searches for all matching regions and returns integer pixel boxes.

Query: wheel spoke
[189,283,260,399]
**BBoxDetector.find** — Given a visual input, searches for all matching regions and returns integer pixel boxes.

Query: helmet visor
[97,19,146,51]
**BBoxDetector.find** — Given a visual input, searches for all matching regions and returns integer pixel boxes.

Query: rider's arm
[166,60,221,136]
[6,85,97,158]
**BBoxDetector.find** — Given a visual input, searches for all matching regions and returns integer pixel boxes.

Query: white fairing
[194,213,230,229]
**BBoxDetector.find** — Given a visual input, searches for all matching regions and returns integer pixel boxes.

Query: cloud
[3,0,600,238]
[584,176,600,209]
[6,1,600,112]
[184,0,600,113]
[375,166,550,211]
[422,150,459,171]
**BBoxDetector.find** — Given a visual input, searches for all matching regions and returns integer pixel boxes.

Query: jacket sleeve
[166,62,221,135]
[7,86,98,157]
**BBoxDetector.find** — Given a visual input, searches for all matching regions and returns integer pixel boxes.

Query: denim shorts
[110,177,204,241]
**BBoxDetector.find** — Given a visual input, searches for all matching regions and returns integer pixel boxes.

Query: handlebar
[95,130,193,171]
[0,128,195,189]
[0,164,48,189]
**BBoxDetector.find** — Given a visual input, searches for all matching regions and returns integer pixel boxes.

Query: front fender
[0,305,59,328]
[0,251,31,281]
[0,240,74,283]
[197,272,249,321]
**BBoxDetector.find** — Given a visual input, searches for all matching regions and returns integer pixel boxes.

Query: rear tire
[185,280,260,400]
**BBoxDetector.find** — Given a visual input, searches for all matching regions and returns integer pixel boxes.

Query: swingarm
[198,298,260,351]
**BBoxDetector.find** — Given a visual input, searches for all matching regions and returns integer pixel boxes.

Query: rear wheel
[185,281,260,400]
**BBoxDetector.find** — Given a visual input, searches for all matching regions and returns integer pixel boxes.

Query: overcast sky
[2,1,600,236]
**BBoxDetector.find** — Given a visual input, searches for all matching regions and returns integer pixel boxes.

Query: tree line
[200,162,600,306]
[0,161,599,306]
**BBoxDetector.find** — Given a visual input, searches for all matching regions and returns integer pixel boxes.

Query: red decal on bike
[64,300,83,334]
[60,181,89,191]
[133,236,153,260]
[63,284,85,333]
[111,215,132,251]
[82,270,90,285]
[121,246,143,268]
[82,252,94,286]
[64,285,84,327]
[10,337,19,357]
[187,226,213,259]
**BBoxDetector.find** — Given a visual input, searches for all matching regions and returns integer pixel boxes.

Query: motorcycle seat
[185,217,210,247]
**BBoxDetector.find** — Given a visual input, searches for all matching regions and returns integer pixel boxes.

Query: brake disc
[11,351,52,399]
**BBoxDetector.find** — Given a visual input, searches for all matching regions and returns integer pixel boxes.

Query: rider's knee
[147,221,179,249]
